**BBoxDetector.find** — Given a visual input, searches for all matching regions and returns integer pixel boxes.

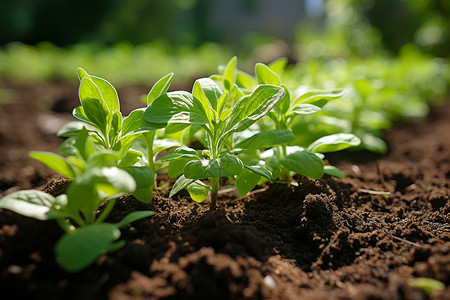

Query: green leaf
[235,168,261,196]
[184,153,243,180]
[280,149,324,180]
[187,181,210,203]
[115,211,156,228]
[153,138,181,154]
[0,190,58,220]
[255,63,281,86]
[57,121,87,137]
[274,84,291,115]
[268,57,288,76]
[160,147,200,162]
[91,75,120,112]
[79,78,110,133]
[76,67,90,81]
[147,73,174,104]
[168,157,196,178]
[236,70,257,89]
[244,164,272,180]
[169,174,195,197]
[235,130,295,150]
[122,108,159,137]
[324,166,345,178]
[132,186,153,203]
[408,278,445,295]
[73,106,94,126]
[88,151,121,167]
[361,133,387,154]
[118,150,141,168]
[77,167,136,198]
[225,85,285,134]
[293,89,344,108]
[223,56,237,91]
[55,223,122,272]
[193,78,222,113]
[308,133,361,153]
[291,103,321,115]
[122,165,154,189]
[30,151,77,179]
[144,92,209,126]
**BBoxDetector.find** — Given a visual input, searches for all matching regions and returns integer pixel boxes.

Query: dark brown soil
[0,81,449,299]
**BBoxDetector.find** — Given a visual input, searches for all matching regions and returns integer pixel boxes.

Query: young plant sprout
[144,73,285,210]
[0,132,155,272]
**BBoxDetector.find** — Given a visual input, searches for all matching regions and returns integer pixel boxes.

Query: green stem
[95,199,117,224]
[209,177,219,210]
[145,131,157,189]
[145,131,156,171]
[279,144,290,181]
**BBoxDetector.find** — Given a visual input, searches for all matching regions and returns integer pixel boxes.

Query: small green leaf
[223,56,237,91]
[122,165,154,189]
[115,211,156,228]
[147,73,174,104]
[91,75,120,112]
[291,103,321,115]
[184,153,243,180]
[324,165,345,178]
[78,167,136,198]
[132,186,153,203]
[30,151,77,179]
[79,78,110,133]
[118,149,143,168]
[361,133,387,154]
[235,130,295,150]
[244,164,272,180]
[236,168,261,196]
[169,175,195,197]
[187,181,210,203]
[280,149,324,180]
[73,106,94,126]
[57,121,87,137]
[160,147,200,161]
[255,63,281,86]
[293,89,344,108]
[88,151,121,167]
[144,92,209,126]
[236,70,257,89]
[0,190,57,220]
[55,223,122,272]
[268,57,288,76]
[76,67,90,81]
[225,85,285,134]
[274,84,291,115]
[408,278,445,295]
[193,78,222,113]
[308,133,361,153]
[168,157,196,178]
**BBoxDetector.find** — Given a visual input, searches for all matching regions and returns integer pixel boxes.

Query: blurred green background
[0,0,449,86]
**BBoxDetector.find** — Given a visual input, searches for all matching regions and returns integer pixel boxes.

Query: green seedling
[57,68,180,202]
[0,160,155,272]
[408,278,445,295]
[143,68,285,209]
[233,60,361,182]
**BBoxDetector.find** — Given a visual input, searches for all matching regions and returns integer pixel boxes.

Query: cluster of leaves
[6,52,432,272]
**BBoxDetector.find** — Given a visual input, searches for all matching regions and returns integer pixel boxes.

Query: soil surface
[0,81,449,299]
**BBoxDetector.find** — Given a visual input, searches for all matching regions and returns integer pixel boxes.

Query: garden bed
[0,82,449,299]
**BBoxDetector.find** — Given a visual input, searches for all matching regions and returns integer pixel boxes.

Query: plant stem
[95,199,117,224]
[145,131,158,189]
[279,144,290,181]
[209,177,219,210]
